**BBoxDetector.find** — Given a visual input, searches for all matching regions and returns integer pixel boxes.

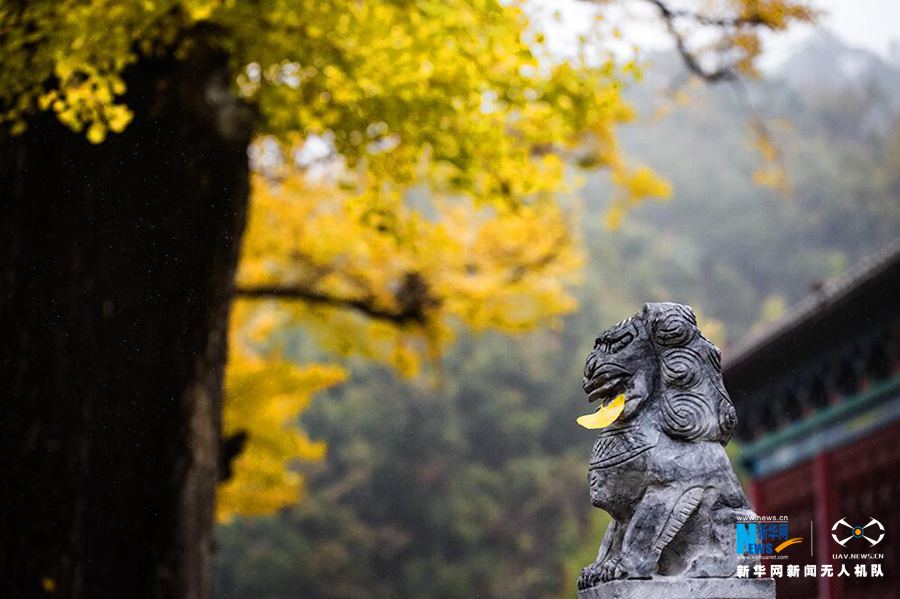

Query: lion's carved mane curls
[578,303,755,590]
[651,303,736,444]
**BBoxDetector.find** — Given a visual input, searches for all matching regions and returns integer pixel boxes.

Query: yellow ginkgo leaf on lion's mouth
[576,393,626,430]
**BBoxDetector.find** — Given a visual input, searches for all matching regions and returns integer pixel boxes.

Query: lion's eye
[593,332,633,353]
[608,333,634,353]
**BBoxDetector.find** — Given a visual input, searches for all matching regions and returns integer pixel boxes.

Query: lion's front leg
[599,485,705,581]
[578,519,624,590]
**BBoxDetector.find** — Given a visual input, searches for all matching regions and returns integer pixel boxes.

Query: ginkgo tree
[0,0,812,597]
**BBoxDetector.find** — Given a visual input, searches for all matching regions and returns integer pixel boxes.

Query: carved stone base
[578,577,775,599]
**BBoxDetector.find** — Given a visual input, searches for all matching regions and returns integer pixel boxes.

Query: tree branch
[234,284,431,325]
[643,0,767,28]
[643,0,738,83]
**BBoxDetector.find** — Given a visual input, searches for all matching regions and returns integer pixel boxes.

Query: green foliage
[216,355,592,599]
[600,49,900,340]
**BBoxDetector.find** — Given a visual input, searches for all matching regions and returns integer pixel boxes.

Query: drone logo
[831,518,885,547]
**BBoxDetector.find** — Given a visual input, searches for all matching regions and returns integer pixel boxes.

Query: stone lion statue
[577,302,755,590]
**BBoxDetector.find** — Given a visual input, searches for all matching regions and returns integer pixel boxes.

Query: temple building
[724,239,900,599]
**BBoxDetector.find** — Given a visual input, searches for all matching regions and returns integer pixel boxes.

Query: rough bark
[0,41,253,598]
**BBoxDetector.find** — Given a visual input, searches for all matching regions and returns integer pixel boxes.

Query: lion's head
[582,302,736,444]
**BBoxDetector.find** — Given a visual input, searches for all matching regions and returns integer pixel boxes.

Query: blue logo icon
[736,522,803,555]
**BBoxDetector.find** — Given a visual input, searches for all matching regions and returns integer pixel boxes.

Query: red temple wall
[751,420,900,599]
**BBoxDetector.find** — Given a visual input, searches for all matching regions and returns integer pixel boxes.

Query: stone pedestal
[578,577,775,599]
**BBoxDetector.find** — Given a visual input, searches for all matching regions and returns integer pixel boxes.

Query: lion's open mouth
[584,364,632,404]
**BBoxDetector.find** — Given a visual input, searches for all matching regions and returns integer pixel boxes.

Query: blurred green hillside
[215,33,900,599]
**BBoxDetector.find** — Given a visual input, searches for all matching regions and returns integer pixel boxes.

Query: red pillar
[813,452,839,599]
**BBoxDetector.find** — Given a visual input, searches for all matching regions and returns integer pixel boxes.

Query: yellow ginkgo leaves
[576,394,626,430]
[218,301,348,522]
[219,162,587,518]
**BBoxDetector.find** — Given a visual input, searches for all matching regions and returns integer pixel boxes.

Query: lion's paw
[598,557,628,582]
[599,555,654,581]
[577,562,603,590]
[579,555,652,588]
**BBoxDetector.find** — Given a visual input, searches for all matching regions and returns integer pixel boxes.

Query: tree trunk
[0,41,253,598]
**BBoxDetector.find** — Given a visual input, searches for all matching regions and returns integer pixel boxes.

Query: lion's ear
[717,397,737,445]
[660,390,718,441]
